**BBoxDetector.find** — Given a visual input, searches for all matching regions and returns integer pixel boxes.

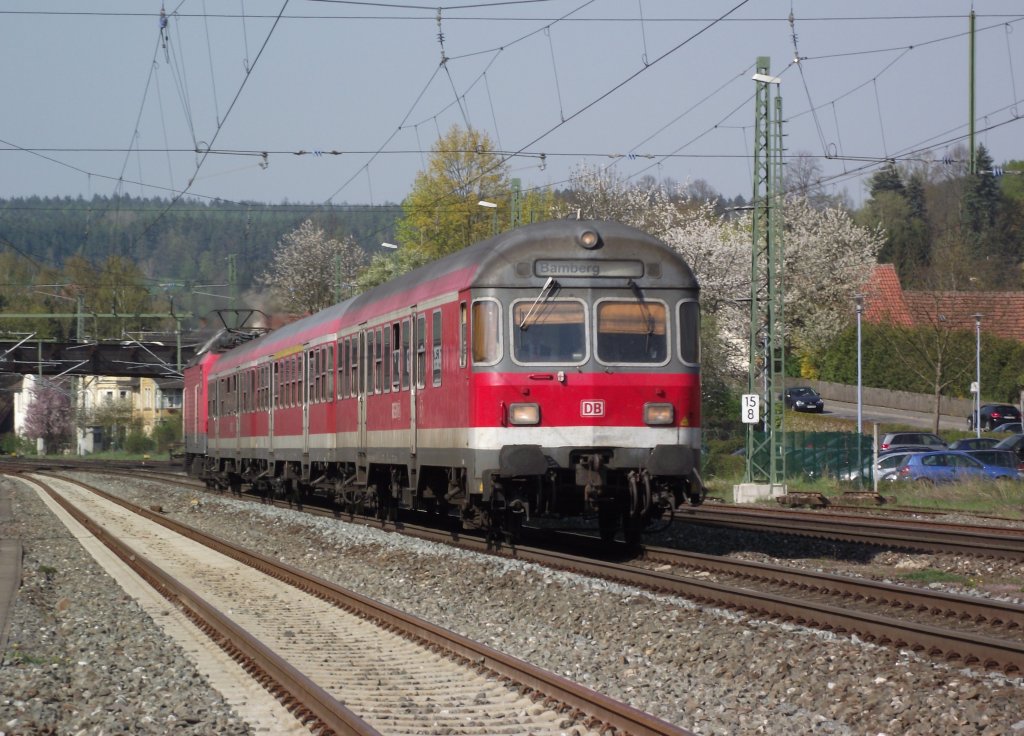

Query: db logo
[581,400,605,417]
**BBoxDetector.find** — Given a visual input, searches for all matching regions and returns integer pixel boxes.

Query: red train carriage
[183,219,702,542]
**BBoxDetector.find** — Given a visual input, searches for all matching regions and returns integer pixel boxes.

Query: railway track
[673,503,1024,560]
[20,471,693,736]
[44,467,1024,676]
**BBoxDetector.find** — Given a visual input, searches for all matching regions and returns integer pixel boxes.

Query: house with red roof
[860,264,1024,342]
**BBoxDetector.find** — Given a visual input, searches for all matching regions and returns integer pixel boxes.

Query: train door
[357,326,368,459]
[191,383,205,454]
[407,309,417,455]
[268,360,276,454]
[302,345,311,456]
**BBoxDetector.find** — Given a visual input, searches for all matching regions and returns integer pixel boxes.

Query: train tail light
[644,403,674,426]
[509,403,540,425]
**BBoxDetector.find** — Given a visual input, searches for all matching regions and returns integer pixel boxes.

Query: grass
[707,410,1024,517]
[898,569,973,586]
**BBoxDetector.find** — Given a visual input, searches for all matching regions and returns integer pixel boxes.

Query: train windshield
[595,300,667,363]
[512,300,586,363]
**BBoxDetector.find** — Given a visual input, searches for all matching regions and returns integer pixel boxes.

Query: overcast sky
[2,0,1023,210]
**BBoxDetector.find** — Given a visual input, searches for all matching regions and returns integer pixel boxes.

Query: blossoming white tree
[258,220,367,315]
[562,164,884,377]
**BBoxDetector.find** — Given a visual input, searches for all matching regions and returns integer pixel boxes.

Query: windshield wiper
[628,279,655,336]
[519,276,559,331]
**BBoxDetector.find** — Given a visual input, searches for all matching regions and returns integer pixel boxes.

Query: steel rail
[56,467,1024,674]
[25,474,381,736]
[675,505,1024,560]
[35,471,694,736]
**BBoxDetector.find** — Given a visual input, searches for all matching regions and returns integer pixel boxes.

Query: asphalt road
[815,399,966,432]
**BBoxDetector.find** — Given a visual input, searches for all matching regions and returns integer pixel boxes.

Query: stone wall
[785,378,975,418]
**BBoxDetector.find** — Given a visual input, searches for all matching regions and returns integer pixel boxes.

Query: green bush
[123,429,155,454]
[151,418,182,452]
[0,433,35,456]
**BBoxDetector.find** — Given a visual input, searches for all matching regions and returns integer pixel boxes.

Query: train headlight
[509,403,540,425]
[576,228,601,249]
[644,402,674,426]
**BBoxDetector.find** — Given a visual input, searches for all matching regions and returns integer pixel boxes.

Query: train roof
[211,219,696,372]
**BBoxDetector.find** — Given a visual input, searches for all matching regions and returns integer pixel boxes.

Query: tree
[881,297,974,434]
[82,396,134,452]
[23,379,74,454]
[62,254,155,339]
[782,196,885,374]
[360,125,555,289]
[560,165,882,382]
[258,219,367,315]
[395,125,511,261]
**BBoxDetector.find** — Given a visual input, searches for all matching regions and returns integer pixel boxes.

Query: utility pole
[739,57,786,501]
[969,10,976,174]
[509,178,523,229]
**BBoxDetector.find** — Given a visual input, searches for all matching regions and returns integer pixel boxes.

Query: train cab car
[185,219,701,543]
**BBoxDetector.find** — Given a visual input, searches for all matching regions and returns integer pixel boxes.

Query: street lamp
[854,293,864,486]
[974,313,983,438]
[478,200,498,236]
[380,242,398,249]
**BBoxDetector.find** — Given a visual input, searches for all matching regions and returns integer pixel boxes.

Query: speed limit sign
[741,394,760,424]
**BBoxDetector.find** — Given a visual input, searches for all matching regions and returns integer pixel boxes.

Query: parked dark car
[879,432,946,452]
[993,433,1024,470]
[965,449,1022,472]
[782,386,824,412]
[967,403,1021,431]
[893,450,1020,483]
[948,437,1000,451]
[993,422,1023,434]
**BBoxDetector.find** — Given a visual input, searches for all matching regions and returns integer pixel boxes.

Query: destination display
[534,259,644,278]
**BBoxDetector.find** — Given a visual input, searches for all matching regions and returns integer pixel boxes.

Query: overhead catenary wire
[3,3,1022,222]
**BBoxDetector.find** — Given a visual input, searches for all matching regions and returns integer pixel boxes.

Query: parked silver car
[839,450,925,482]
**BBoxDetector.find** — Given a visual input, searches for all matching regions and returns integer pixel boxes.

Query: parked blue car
[894,450,1022,484]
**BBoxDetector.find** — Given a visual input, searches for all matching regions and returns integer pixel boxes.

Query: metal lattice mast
[745,57,786,487]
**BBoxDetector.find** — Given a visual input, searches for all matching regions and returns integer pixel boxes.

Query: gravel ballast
[3,472,1024,735]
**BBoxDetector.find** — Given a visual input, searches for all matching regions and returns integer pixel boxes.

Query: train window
[350,338,359,397]
[284,359,291,407]
[359,332,367,395]
[391,324,401,391]
[511,300,586,364]
[459,302,468,368]
[678,300,700,366]
[401,318,411,389]
[375,327,385,394]
[298,354,306,406]
[372,329,380,395]
[366,330,376,394]
[310,350,318,404]
[327,344,335,399]
[595,300,667,364]
[290,356,297,407]
[273,361,279,408]
[382,326,392,393]
[340,338,348,398]
[432,310,442,387]
[318,348,325,402]
[416,315,426,389]
[471,300,501,365]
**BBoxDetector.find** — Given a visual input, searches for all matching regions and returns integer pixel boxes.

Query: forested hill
[0,194,402,299]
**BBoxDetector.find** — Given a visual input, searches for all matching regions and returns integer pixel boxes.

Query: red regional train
[183,219,702,542]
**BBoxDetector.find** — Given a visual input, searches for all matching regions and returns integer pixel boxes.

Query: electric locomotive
[183,219,702,543]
